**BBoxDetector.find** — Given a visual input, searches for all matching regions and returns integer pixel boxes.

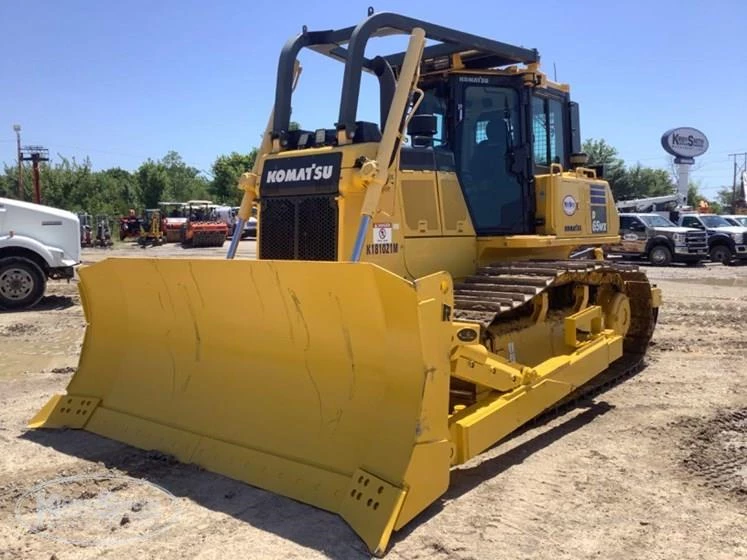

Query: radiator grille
[259,195,338,261]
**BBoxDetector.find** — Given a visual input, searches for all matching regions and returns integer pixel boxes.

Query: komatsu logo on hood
[266,164,334,183]
[261,152,342,196]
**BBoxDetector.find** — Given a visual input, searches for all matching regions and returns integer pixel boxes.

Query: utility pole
[20,146,49,204]
[729,152,747,214]
[13,124,23,199]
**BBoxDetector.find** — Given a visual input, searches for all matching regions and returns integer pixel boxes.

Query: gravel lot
[1,242,745,560]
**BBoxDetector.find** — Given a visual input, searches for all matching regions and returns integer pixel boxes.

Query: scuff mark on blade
[334,294,356,400]
[188,261,206,307]
[327,408,343,431]
[152,261,175,312]
[270,263,294,343]
[182,286,202,363]
[289,289,310,351]
[304,360,323,433]
[168,349,177,396]
[249,265,265,314]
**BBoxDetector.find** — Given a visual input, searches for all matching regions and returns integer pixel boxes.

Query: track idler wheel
[599,291,631,338]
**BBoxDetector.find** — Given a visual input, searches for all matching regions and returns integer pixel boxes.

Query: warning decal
[373,223,392,245]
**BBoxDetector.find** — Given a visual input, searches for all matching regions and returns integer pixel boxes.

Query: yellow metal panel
[85,406,351,513]
[449,334,623,464]
[478,234,621,249]
[563,305,603,347]
[451,343,522,391]
[402,236,477,281]
[260,143,380,173]
[534,171,619,239]
[437,172,474,236]
[340,469,407,556]
[87,407,204,469]
[400,174,441,236]
[391,271,453,531]
[29,257,454,556]
[394,441,451,531]
[411,271,453,447]
[28,395,100,429]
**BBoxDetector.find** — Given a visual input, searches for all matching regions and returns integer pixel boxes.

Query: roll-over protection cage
[271,9,540,146]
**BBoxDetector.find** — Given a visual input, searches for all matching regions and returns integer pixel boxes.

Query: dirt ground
[0,242,745,560]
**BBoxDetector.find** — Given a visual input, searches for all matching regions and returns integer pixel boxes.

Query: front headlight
[730,232,744,244]
[673,233,686,244]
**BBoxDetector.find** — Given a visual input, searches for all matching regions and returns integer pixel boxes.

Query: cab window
[532,96,566,169]
[681,216,702,228]
[621,216,645,231]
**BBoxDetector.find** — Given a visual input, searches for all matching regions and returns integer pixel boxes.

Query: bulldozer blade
[28,258,455,555]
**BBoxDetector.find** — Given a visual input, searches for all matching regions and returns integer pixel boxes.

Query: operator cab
[409,75,576,235]
[262,11,593,264]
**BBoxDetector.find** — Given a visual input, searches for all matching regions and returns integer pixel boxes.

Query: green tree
[209,149,258,204]
[98,167,138,214]
[39,156,100,212]
[685,181,723,213]
[716,187,734,210]
[0,163,25,199]
[582,138,620,167]
[582,138,675,202]
[687,183,703,207]
[623,164,674,199]
[137,160,169,209]
[160,151,209,201]
[582,138,628,197]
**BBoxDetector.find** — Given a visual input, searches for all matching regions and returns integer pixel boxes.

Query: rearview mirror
[407,114,437,137]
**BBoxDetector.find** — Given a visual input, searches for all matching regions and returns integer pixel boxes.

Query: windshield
[731,216,747,226]
[640,214,675,227]
[701,215,731,227]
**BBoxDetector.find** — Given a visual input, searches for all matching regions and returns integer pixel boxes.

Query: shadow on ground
[0,295,76,314]
[19,399,614,559]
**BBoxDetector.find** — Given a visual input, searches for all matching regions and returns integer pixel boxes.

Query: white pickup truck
[0,197,81,309]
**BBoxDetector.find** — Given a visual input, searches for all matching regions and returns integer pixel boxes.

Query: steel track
[451,259,657,423]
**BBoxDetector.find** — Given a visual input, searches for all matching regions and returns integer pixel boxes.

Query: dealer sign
[660,127,709,158]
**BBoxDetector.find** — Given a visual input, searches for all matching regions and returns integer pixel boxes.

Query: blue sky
[2,0,746,197]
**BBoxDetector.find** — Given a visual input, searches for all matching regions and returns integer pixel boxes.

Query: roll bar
[271,10,539,141]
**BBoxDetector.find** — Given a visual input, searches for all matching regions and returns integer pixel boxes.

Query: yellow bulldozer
[30,11,661,556]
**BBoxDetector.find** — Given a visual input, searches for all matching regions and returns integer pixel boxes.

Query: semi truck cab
[0,197,81,309]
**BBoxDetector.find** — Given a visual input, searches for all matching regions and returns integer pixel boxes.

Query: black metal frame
[272,11,539,141]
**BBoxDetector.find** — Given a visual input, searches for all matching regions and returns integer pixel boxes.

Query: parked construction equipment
[30,12,662,556]
[94,215,114,247]
[159,201,189,242]
[77,213,93,247]
[118,210,143,241]
[137,208,165,247]
[180,200,228,247]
